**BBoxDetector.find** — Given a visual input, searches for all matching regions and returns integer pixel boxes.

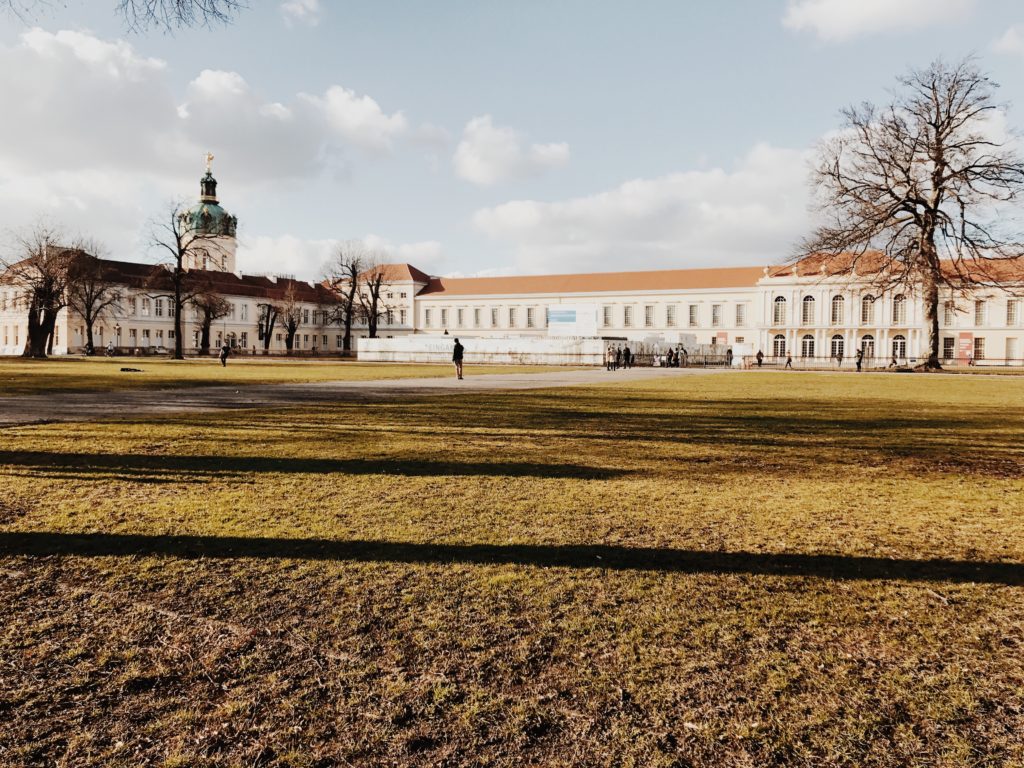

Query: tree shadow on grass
[2,532,1022,586]
[0,451,629,483]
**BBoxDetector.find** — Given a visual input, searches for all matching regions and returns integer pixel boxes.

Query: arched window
[861,295,876,324]
[801,334,815,358]
[831,334,845,358]
[831,295,844,324]
[861,334,875,359]
[892,294,906,324]
[802,296,815,324]
[892,334,906,359]
[773,296,787,325]
[773,334,786,357]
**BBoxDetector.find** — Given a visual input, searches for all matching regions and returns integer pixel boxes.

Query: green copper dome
[179,171,237,237]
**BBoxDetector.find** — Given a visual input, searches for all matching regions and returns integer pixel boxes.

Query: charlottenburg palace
[2,166,1023,365]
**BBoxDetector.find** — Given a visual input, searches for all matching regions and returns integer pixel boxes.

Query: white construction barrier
[357,335,608,366]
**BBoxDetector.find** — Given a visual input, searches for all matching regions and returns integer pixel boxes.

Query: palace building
[2,164,1023,364]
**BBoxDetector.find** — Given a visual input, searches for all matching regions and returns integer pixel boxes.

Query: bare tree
[798,57,1024,369]
[323,240,367,353]
[191,288,231,354]
[358,260,393,339]
[66,244,123,354]
[256,302,279,354]
[0,224,76,359]
[3,0,243,30]
[278,283,303,353]
[147,200,224,359]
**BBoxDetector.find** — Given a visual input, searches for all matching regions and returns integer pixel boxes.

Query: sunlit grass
[1,372,1023,766]
[0,357,570,396]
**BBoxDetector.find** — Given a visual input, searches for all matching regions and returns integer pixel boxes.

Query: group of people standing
[606,345,634,370]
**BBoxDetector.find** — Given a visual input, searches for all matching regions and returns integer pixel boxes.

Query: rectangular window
[735,304,746,327]
[974,336,986,360]
[712,304,722,327]
[240,304,248,321]
[400,309,407,325]
[240,332,248,348]
[473,308,481,327]
[688,304,699,327]
[975,300,986,326]
[322,334,328,346]
[735,336,745,344]
[440,308,448,328]
[425,309,433,327]
[508,307,517,327]
[303,309,310,325]
[400,292,407,299]
[129,297,137,315]
[491,307,499,328]
[527,308,536,328]
[129,329,137,345]
[644,305,654,327]
[155,298,163,317]
[1008,299,1019,326]
[943,337,955,359]
[666,305,676,327]
[336,335,343,347]
[457,308,464,327]
[386,310,394,325]
[602,305,613,327]
[168,301,175,318]
[142,329,150,343]
[168,330,175,340]
[155,329,164,343]
[623,306,633,327]
[943,301,955,326]
[141,298,150,317]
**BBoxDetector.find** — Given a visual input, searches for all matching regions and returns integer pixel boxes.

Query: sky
[2,0,1024,281]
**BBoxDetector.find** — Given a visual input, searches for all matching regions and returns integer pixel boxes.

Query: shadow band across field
[0,451,625,481]
[1,532,1022,585]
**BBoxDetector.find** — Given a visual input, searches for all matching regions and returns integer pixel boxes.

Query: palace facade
[2,168,1023,364]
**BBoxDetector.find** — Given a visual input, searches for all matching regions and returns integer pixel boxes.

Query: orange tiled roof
[769,252,1024,283]
[418,265,769,297]
[363,263,432,284]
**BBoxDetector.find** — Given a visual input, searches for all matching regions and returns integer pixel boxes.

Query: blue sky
[2,0,1024,279]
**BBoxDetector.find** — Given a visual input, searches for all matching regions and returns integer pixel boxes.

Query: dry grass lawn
[1,372,1023,767]
[0,357,567,396]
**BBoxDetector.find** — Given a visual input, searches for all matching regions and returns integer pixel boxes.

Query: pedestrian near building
[452,337,464,379]
[623,345,632,369]
[785,354,793,370]
[855,348,863,372]
[606,346,615,371]
[756,350,764,368]
[219,343,230,367]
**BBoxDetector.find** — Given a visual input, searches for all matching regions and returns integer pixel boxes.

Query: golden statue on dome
[204,152,214,174]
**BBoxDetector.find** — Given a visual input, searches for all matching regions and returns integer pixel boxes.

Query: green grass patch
[0,357,569,396]
[1,372,1023,766]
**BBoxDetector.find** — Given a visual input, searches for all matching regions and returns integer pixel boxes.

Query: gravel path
[0,367,719,427]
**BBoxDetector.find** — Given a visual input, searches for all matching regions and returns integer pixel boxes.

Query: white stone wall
[358,335,610,366]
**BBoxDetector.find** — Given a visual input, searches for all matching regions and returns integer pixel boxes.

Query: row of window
[604,303,747,329]
[422,304,750,331]
[773,295,1021,327]
[770,333,1014,361]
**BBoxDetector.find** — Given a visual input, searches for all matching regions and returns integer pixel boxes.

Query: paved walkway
[0,367,719,427]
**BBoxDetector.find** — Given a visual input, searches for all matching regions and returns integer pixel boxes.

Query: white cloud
[472,143,812,274]
[299,85,408,152]
[0,27,425,261]
[992,25,1024,56]
[281,0,322,27]
[782,0,976,41]
[453,115,569,186]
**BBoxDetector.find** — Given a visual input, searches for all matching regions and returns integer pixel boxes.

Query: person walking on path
[606,346,615,371]
[614,348,622,370]
[785,354,793,370]
[836,351,844,368]
[756,350,764,368]
[726,348,734,368]
[106,340,114,357]
[855,348,863,372]
[452,337,464,379]
[219,343,230,367]
[623,345,632,369]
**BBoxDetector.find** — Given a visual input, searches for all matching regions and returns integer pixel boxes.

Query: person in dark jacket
[756,350,764,367]
[219,343,230,367]
[452,338,464,379]
[623,345,632,369]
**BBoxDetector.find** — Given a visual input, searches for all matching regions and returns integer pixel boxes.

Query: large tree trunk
[173,278,184,360]
[923,270,941,369]
[200,317,212,354]
[85,316,95,353]
[285,329,295,352]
